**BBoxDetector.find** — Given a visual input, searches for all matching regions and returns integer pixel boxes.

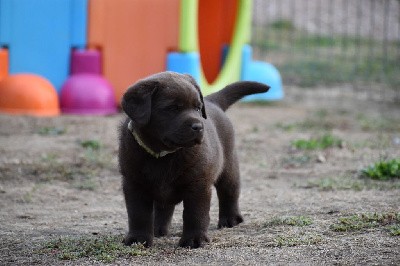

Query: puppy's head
[122,72,207,150]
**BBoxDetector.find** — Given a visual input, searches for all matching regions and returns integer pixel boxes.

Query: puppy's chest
[152,182,181,204]
[141,159,188,203]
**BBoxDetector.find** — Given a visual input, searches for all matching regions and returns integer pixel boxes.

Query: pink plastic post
[71,49,101,75]
[60,74,117,115]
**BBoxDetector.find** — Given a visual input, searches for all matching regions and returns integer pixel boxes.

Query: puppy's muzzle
[191,122,203,132]
[191,122,204,145]
[162,120,204,148]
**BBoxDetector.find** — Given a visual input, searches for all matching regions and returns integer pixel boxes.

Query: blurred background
[1,2,399,264]
[251,0,399,101]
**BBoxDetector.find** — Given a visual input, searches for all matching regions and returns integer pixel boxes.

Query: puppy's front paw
[123,233,153,247]
[178,233,210,248]
[218,214,243,228]
[154,226,169,237]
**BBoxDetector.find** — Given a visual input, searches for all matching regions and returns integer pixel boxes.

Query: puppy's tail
[205,81,270,111]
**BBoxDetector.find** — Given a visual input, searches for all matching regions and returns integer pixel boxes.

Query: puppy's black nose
[191,122,203,132]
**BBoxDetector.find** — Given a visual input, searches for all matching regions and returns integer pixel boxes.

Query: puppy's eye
[195,104,203,112]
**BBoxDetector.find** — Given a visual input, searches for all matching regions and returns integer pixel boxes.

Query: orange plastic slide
[198,0,238,84]
[88,0,180,104]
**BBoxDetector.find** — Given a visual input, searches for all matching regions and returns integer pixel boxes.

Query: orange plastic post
[0,49,8,80]
[88,0,180,104]
[198,0,238,84]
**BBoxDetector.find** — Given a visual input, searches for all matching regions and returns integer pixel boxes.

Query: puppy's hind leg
[154,203,175,237]
[215,157,244,228]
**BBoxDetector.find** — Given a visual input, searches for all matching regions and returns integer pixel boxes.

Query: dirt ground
[0,86,399,265]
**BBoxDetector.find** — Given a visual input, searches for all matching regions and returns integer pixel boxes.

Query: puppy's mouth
[162,135,203,149]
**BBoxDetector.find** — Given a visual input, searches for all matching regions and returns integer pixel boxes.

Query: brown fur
[119,72,269,248]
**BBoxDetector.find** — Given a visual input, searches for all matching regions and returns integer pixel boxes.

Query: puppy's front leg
[154,203,175,237]
[179,186,211,248]
[123,182,154,247]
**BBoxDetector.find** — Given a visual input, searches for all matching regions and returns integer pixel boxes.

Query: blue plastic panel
[0,0,87,92]
[167,52,201,84]
[241,45,284,101]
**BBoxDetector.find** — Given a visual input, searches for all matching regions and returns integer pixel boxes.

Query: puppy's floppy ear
[183,74,207,119]
[121,79,159,126]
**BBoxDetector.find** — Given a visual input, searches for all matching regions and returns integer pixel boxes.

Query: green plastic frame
[179,0,252,95]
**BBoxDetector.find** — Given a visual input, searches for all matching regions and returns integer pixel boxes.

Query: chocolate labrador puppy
[119,71,269,248]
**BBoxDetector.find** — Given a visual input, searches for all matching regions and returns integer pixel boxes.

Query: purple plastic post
[71,49,101,75]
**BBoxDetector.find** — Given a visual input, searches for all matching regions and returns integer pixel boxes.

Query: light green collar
[128,120,178,159]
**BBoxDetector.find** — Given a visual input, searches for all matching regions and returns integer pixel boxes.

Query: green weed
[357,114,400,132]
[330,213,400,233]
[41,235,147,263]
[264,216,316,248]
[41,153,58,163]
[361,159,400,180]
[275,109,352,132]
[270,19,295,31]
[251,26,400,88]
[80,140,101,150]
[265,216,313,227]
[281,154,312,168]
[275,122,296,132]
[294,35,338,47]
[302,175,400,191]
[275,118,334,132]
[292,134,342,150]
[388,224,400,236]
[72,176,97,191]
[38,127,66,136]
[305,177,362,191]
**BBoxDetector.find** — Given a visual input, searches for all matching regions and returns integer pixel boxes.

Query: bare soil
[1,86,399,265]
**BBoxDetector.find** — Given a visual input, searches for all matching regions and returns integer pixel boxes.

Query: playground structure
[0,0,283,116]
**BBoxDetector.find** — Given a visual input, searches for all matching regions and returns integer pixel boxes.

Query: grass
[277,108,380,133]
[275,122,297,132]
[263,215,321,247]
[330,213,400,235]
[304,176,364,191]
[276,117,336,132]
[38,127,66,136]
[388,224,400,236]
[1,137,113,189]
[41,235,147,263]
[265,216,313,227]
[15,161,101,191]
[7,146,113,190]
[294,35,339,47]
[303,175,400,191]
[291,134,342,150]
[251,22,400,88]
[281,154,312,168]
[361,159,400,180]
[233,213,398,249]
[279,59,355,87]
[72,176,97,191]
[357,114,400,132]
[275,109,350,132]
[270,19,295,31]
[30,161,75,182]
[80,140,101,150]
